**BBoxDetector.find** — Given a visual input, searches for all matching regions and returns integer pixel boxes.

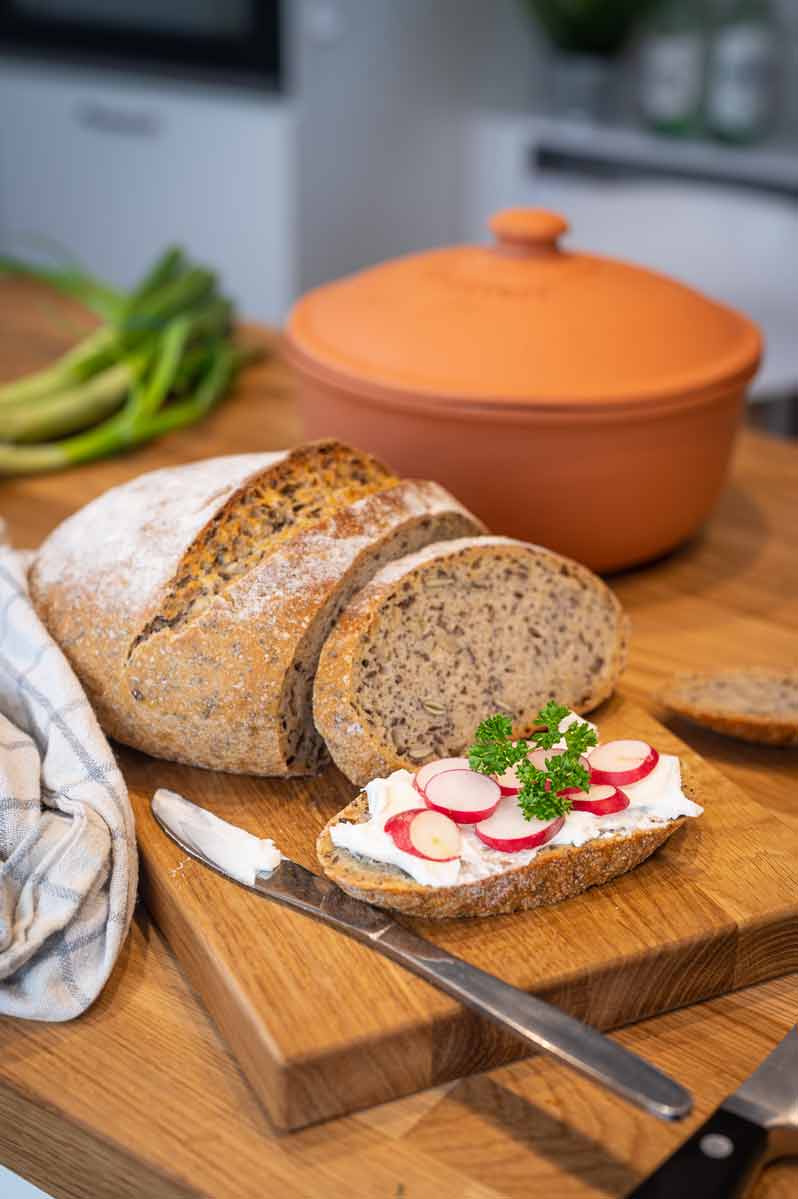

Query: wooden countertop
[1,280,797,1199]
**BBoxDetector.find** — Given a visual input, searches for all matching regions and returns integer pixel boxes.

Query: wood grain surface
[1,279,797,1197]
[128,695,798,1130]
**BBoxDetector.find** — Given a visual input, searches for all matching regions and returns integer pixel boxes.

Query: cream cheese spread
[329,714,703,888]
[152,789,282,885]
[331,769,461,887]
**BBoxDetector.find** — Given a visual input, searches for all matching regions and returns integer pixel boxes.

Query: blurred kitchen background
[1,0,796,434]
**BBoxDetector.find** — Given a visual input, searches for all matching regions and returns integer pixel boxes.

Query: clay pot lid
[286,208,762,409]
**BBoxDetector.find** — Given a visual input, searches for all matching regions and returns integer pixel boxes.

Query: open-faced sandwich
[317,703,703,918]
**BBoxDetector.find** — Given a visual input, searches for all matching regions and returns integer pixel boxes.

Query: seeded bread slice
[313,537,629,787]
[661,668,798,747]
[30,441,483,774]
[317,793,685,918]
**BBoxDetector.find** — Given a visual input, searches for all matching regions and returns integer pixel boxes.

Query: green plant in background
[0,247,261,475]
[521,0,657,55]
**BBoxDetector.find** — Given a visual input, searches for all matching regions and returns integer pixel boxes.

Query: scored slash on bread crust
[313,537,629,787]
[30,441,484,776]
[317,792,686,919]
[660,668,798,747]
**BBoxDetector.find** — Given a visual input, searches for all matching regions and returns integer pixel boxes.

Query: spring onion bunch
[0,247,261,474]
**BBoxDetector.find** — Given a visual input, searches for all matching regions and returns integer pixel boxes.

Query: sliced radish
[414,757,470,796]
[475,798,565,853]
[589,740,659,786]
[384,808,461,861]
[424,769,501,824]
[494,762,523,797]
[567,784,630,816]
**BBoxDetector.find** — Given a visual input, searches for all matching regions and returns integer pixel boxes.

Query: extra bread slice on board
[317,793,684,919]
[30,440,484,775]
[661,668,798,747]
[314,536,629,787]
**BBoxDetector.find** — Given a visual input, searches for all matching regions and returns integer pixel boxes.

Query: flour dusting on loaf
[33,452,288,623]
[230,482,478,619]
[30,443,484,775]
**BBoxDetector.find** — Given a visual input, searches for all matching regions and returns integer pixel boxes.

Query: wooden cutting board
[126,693,798,1132]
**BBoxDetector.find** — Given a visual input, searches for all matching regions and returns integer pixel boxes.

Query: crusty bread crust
[660,668,798,747]
[30,443,483,776]
[314,537,629,787]
[30,449,289,765]
[317,793,685,919]
[122,480,482,774]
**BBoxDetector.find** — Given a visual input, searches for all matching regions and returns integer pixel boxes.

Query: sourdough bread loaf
[661,668,798,746]
[30,441,484,775]
[313,536,628,786]
[317,792,684,919]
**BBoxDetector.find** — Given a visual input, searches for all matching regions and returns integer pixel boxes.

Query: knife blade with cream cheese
[152,788,281,885]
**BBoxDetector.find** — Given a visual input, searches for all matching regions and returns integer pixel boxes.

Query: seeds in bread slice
[661,668,798,747]
[316,793,684,918]
[313,536,629,786]
[31,441,483,774]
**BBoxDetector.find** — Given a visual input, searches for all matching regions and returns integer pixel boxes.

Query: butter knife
[151,796,692,1122]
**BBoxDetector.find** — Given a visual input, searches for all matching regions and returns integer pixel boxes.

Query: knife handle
[627,1107,769,1198]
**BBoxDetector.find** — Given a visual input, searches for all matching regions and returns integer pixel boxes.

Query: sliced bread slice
[660,668,798,746]
[316,792,683,918]
[31,441,483,774]
[313,536,629,786]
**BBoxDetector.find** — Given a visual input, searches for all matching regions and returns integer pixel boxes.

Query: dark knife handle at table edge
[626,1106,769,1199]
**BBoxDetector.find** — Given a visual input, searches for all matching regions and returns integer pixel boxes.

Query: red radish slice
[414,757,470,796]
[424,769,501,824]
[475,798,565,853]
[495,763,522,797]
[568,784,630,816]
[384,808,461,861]
[589,740,659,786]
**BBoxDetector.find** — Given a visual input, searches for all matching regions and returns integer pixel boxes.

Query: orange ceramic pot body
[285,209,761,572]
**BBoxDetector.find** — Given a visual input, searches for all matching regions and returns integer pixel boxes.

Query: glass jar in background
[639,0,707,135]
[706,0,777,142]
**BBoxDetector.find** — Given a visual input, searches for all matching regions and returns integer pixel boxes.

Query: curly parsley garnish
[468,701,597,822]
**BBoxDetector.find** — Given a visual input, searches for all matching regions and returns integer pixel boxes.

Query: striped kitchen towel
[0,541,137,1020]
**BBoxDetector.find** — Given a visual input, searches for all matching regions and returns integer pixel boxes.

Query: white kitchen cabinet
[0,1,519,322]
[0,59,297,322]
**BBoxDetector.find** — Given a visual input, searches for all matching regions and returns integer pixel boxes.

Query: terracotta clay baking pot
[284,209,762,572]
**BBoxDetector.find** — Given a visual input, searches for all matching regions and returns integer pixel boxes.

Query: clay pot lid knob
[489,208,570,257]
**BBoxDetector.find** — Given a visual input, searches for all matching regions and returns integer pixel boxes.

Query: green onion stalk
[0,326,119,408]
[0,344,255,475]
[0,245,261,474]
